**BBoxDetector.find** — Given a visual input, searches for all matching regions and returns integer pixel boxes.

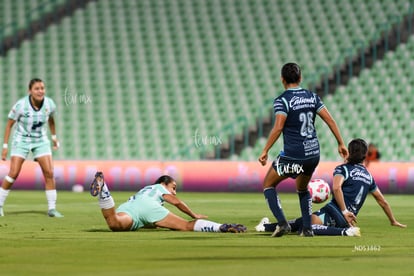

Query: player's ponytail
[347,138,368,165]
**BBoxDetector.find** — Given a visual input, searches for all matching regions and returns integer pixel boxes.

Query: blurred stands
[0,0,412,161]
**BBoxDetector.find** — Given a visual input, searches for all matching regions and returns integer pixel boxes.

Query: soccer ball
[72,184,84,193]
[308,179,330,203]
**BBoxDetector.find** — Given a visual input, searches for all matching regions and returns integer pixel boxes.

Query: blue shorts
[314,202,348,228]
[272,155,320,178]
[116,198,170,231]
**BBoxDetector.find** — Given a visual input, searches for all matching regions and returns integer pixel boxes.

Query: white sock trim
[193,219,221,232]
[99,196,115,209]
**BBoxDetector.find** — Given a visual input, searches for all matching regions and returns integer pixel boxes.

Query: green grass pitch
[0,191,412,275]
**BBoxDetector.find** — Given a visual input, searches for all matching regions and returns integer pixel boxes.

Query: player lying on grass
[90,172,246,233]
[255,138,407,236]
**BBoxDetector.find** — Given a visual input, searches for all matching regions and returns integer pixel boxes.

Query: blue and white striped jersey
[8,95,56,144]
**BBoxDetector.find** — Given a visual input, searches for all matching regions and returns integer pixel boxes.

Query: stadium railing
[312,4,414,97]
[0,0,94,56]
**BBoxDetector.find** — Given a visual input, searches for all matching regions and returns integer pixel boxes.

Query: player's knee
[311,214,323,225]
[263,179,278,189]
[7,169,21,179]
[105,217,129,232]
[107,221,125,232]
[109,225,124,232]
[42,170,54,180]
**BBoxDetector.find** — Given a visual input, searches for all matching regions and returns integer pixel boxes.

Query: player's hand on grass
[193,214,208,219]
[391,221,407,228]
[258,151,268,166]
[344,211,357,227]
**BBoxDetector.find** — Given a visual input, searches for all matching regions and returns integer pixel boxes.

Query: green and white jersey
[8,95,56,144]
[133,184,171,205]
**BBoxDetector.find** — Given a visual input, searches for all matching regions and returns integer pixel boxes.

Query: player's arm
[162,194,208,219]
[371,188,407,228]
[48,116,59,150]
[2,119,15,161]
[332,174,357,226]
[317,107,348,159]
[258,114,286,166]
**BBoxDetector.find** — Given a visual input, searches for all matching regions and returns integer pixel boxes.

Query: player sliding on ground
[255,138,407,236]
[90,173,246,233]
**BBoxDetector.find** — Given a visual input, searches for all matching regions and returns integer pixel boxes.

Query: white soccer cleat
[255,217,270,232]
[0,206,4,217]
[345,227,361,237]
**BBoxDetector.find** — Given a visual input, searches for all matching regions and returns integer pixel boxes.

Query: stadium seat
[1,0,413,161]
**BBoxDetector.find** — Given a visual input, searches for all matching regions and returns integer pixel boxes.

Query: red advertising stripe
[0,160,413,193]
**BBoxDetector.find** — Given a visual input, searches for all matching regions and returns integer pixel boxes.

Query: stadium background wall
[0,161,413,194]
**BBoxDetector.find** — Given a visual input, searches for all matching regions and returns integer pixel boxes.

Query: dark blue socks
[264,187,287,224]
[298,189,312,230]
[311,224,346,236]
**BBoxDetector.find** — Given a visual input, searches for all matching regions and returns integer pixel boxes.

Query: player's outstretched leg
[344,227,361,237]
[90,172,125,231]
[90,172,114,209]
[255,218,302,233]
[311,224,361,237]
[255,217,270,232]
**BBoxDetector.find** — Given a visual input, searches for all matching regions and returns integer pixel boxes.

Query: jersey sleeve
[156,183,171,195]
[273,96,288,116]
[155,184,171,205]
[48,97,57,117]
[369,176,378,193]
[333,164,348,179]
[8,101,22,121]
[314,93,326,113]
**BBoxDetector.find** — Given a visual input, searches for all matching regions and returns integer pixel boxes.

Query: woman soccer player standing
[258,63,348,237]
[0,78,63,217]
